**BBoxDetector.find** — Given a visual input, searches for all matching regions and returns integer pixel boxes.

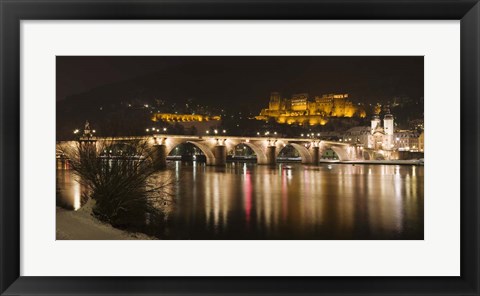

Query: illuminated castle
[256,92,365,126]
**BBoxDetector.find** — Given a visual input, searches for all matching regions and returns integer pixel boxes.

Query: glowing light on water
[287,169,292,180]
[73,180,81,211]
[213,176,220,229]
[175,161,180,179]
[281,169,288,221]
[192,161,197,182]
[57,162,423,239]
[244,172,252,224]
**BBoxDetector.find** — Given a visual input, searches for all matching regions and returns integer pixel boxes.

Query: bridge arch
[235,142,268,164]
[167,140,216,165]
[280,143,313,164]
[186,141,216,165]
[330,146,349,161]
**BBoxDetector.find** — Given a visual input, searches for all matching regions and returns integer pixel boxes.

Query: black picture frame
[1,0,479,295]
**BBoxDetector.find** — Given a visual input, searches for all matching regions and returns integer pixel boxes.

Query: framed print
[1,0,479,295]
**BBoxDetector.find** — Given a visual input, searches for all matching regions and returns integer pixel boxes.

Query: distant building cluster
[151,113,221,123]
[256,92,366,126]
[340,112,424,155]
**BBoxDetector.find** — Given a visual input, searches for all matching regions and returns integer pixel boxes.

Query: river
[57,161,424,240]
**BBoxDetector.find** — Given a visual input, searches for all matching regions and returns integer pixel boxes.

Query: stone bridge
[57,134,362,166]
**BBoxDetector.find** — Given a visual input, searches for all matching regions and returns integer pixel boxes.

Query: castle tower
[268,92,282,111]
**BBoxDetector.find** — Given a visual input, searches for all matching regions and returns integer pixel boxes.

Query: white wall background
[21,20,460,276]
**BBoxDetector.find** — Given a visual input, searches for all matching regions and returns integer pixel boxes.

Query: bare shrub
[62,139,174,231]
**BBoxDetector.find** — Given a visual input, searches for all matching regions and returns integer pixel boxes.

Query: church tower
[383,111,394,150]
[371,115,381,135]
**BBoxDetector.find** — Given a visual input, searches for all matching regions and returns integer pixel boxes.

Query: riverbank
[56,199,154,240]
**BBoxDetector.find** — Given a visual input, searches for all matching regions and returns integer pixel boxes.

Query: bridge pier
[364,149,375,160]
[152,144,167,169]
[213,145,227,166]
[312,146,320,165]
[265,146,276,165]
[355,147,364,160]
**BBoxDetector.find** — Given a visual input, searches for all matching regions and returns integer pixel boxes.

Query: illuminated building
[256,92,365,126]
[395,130,420,152]
[315,93,357,117]
[371,114,381,135]
[291,93,309,111]
[368,111,395,151]
[383,113,394,150]
[151,113,221,123]
[150,113,222,135]
[418,131,424,152]
[357,111,424,160]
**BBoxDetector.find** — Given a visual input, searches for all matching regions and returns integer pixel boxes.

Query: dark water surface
[57,162,424,240]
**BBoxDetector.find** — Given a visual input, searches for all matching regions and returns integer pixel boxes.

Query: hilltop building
[150,113,222,135]
[151,113,221,123]
[256,92,365,126]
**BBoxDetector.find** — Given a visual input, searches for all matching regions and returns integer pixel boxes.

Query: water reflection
[56,169,86,211]
[57,162,423,239]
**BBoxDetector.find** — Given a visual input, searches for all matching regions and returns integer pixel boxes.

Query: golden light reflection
[212,175,220,229]
[73,180,81,211]
[56,169,85,211]
[57,162,423,239]
[281,169,288,222]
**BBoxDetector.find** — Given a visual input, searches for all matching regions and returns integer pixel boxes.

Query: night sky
[57,56,423,109]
